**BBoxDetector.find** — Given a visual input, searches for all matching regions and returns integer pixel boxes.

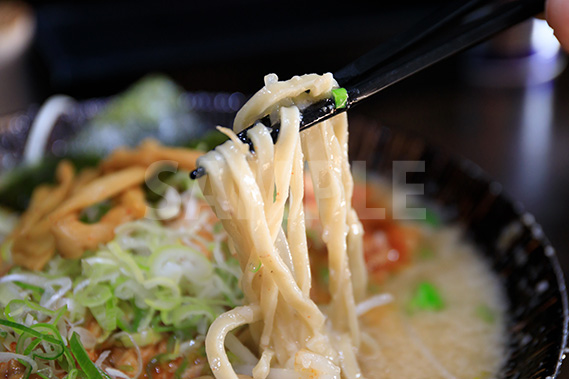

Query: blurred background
[0,0,568,373]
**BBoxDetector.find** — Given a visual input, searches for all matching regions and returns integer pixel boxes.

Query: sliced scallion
[331,88,348,109]
[69,332,103,379]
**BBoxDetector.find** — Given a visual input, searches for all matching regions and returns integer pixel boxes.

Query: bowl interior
[348,117,569,378]
[1,98,567,378]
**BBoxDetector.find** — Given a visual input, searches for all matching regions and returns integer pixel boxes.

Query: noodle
[0,73,508,379]
[197,73,365,378]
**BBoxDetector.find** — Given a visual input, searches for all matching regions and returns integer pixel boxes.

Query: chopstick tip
[190,166,206,180]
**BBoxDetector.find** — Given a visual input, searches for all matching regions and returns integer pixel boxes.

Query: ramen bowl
[347,117,569,378]
[0,92,567,378]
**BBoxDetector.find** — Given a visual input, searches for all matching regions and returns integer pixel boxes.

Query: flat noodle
[198,73,366,379]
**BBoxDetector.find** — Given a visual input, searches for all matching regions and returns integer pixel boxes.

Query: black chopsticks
[190,0,545,179]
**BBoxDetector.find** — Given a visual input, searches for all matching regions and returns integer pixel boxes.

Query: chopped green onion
[76,284,113,308]
[475,304,496,324]
[408,282,445,312]
[250,261,262,273]
[331,88,348,109]
[273,183,277,203]
[306,229,322,249]
[368,282,382,294]
[213,222,224,234]
[144,278,182,311]
[69,332,103,379]
[0,319,63,346]
[118,330,163,347]
[424,208,441,227]
[197,345,206,357]
[1,319,65,365]
[319,267,330,285]
[418,247,435,260]
[174,357,189,379]
[16,359,33,379]
[118,365,135,372]
[226,351,238,364]
[474,371,491,379]
[24,323,65,360]
[13,281,45,295]
[0,241,12,262]
[131,305,149,332]
[171,302,217,329]
[66,369,81,379]
[5,299,49,322]
[90,298,118,332]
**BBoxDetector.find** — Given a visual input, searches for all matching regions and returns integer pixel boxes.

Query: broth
[358,226,507,378]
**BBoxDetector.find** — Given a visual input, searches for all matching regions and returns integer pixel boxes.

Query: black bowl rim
[362,121,569,377]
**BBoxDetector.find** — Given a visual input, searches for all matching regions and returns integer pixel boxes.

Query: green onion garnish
[273,183,277,203]
[418,247,435,260]
[69,332,103,379]
[408,282,445,312]
[250,261,262,273]
[174,357,189,379]
[13,281,45,295]
[0,319,63,346]
[331,88,348,109]
[475,304,496,324]
[319,267,330,285]
[424,208,441,227]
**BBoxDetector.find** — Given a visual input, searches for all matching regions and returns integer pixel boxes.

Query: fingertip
[546,0,569,51]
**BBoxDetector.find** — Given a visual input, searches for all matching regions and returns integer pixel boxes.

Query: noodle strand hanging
[198,73,366,379]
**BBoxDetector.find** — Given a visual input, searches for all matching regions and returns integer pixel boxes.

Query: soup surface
[306,180,508,379]
[0,148,507,379]
[358,225,507,379]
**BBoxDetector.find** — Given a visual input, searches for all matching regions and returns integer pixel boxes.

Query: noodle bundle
[0,74,508,379]
[198,73,366,379]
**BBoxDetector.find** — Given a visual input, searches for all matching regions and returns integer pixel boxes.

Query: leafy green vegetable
[331,88,348,109]
[408,282,445,312]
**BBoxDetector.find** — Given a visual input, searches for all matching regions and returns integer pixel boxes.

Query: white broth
[358,225,507,379]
